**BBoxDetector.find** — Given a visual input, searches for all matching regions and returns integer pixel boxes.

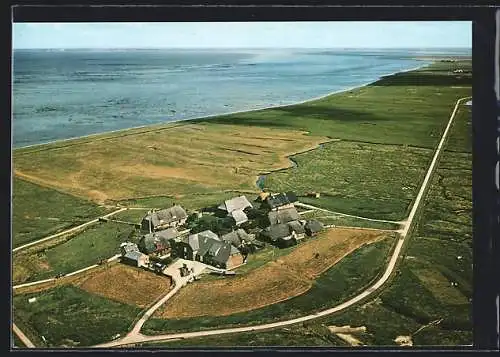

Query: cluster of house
[118,191,324,270]
[256,191,323,247]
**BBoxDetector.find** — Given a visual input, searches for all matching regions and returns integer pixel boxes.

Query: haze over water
[12,48,470,148]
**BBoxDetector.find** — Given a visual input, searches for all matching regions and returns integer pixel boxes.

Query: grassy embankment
[299,210,400,230]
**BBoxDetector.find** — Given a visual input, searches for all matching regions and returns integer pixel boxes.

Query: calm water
[12,48,471,147]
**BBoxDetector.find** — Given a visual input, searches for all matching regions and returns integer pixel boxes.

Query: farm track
[12,323,36,348]
[12,208,128,253]
[92,96,470,348]
[13,254,122,290]
[294,202,404,225]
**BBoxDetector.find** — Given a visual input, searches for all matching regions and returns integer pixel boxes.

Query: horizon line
[13,46,473,50]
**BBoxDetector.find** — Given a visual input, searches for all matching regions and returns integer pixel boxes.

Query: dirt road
[294,202,403,224]
[12,323,35,348]
[91,96,470,348]
[13,208,127,253]
[13,254,121,290]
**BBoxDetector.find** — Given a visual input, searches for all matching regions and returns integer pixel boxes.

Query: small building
[262,191,298,211]
[140,205,188,233]
[221,228,254,248]
[306,192,321,198]
[138,227,179,254]
[218,196,253,226]
[287,220,306,241]
[268,207,300,225]
[261,221,305,247]
[121,250,149,267]
[173,230,220,261]
[305,220,324,237]
[203,240,244,269]
[172,229,243,269]
[120,242,140,256]
[465,100,472,107]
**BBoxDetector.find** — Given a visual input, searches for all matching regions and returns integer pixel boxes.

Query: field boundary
[13,208,126,253]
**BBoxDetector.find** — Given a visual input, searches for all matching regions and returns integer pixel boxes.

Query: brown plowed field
[76,264,172,308]
[155,227,390,319]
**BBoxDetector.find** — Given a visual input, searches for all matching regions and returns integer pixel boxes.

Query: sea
[12,48,471,148]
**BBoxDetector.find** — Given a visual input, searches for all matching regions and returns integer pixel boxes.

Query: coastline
[14,62,432,151]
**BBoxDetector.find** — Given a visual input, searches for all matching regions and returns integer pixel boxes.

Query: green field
[12,178,111,248]
[140,325,346,348]
[314,102,472,346]
[13,285,141,347]
[143,237,395,335]
[13,222,135,284]
[266,142,432,221]
[254,62,470,219]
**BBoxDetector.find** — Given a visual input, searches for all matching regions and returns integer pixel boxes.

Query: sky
[12,21,472,49]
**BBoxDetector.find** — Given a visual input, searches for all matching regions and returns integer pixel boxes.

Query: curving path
[92,96,470,348]
[13,208,127,253]
[13,254,121,290]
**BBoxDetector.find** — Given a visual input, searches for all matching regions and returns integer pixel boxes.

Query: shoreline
[15,62,432,151]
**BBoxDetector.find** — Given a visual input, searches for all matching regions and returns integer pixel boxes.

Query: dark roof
[221,229,251,247]
[268,207,300,225]
[287,220,305,234]
[264,224,292,241]
[305,220,324,234]
[265,192,297,209]
[195,231,221,257]
[140,228,177,253]
[285,191,298,203]
[183,230,219,254]
[123,251,145,261]
[143,205,187,228]
[209,241,233,264]
[155,227,180,241]
[120,242,139,254]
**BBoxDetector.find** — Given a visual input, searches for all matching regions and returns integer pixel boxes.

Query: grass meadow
[13,285,141,347]
[12,178,111,248]
[13,222,135,284]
